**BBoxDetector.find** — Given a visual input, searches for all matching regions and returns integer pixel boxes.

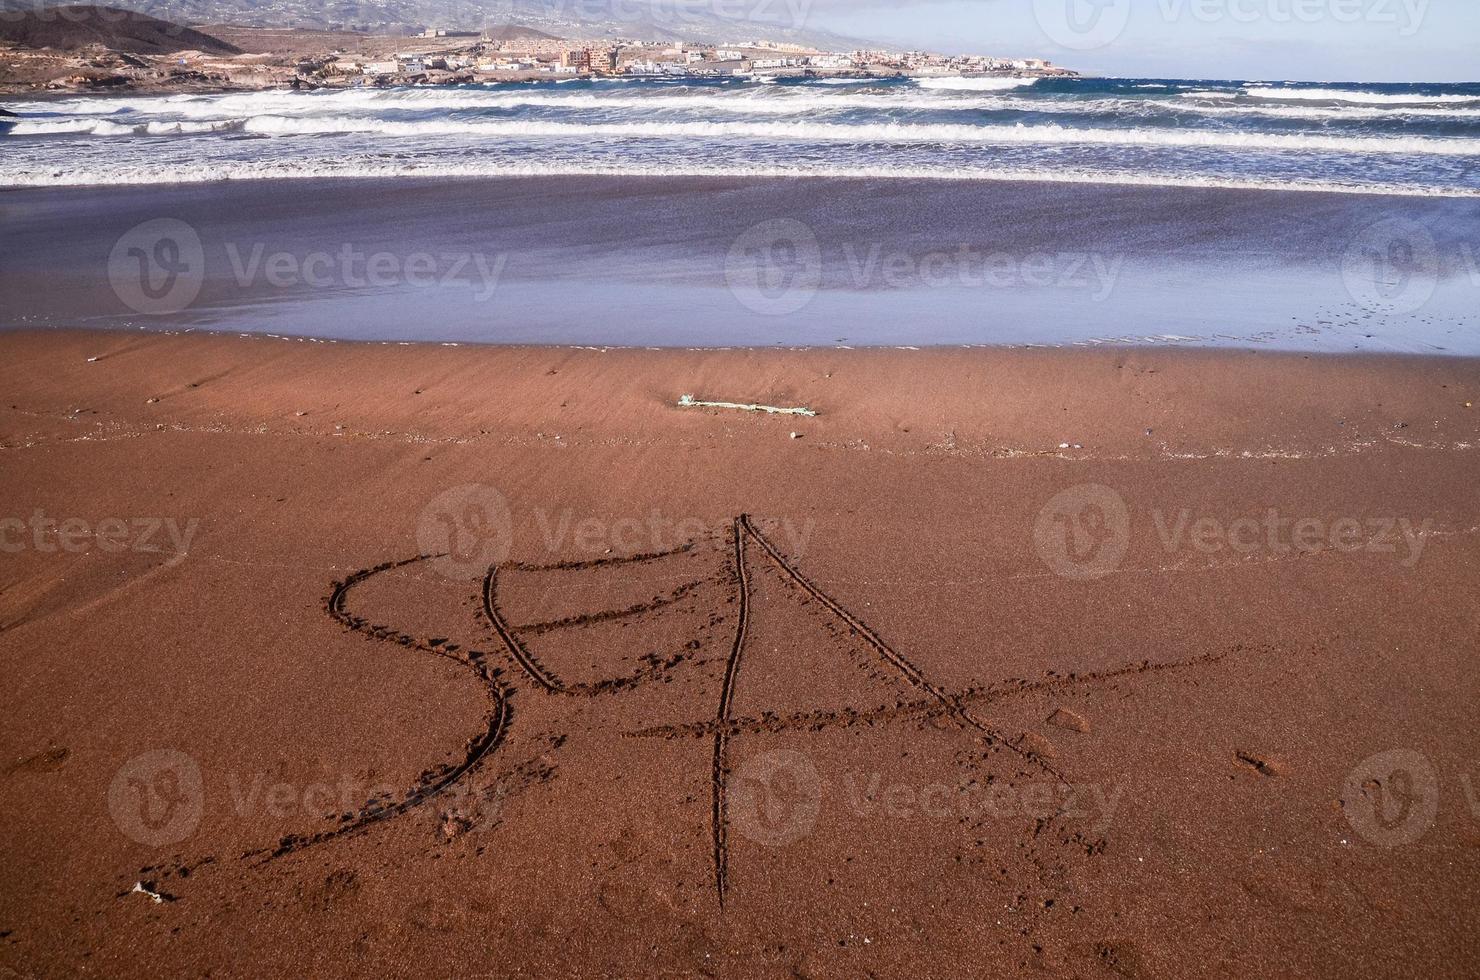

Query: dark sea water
[3,76,1479,195]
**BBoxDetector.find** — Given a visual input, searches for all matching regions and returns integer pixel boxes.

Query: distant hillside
[0,4,240,54]
[482,24,559,42]
[0,0,867,49]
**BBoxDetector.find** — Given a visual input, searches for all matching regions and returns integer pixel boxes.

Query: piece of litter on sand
[678,394,817,417]
[790,432,802,439]
[131,882,171,904]
[1047,707,1091,734]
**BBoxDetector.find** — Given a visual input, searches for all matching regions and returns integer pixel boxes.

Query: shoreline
[15,322,1480,361]
[4,175,1477,353]
[4,163,1477,199]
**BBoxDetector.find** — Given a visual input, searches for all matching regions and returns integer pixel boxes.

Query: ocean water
[2,75,1480,195]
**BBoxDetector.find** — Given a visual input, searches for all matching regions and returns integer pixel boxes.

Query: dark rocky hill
[0,5,240,54]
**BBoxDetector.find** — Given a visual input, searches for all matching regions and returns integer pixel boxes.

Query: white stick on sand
[677,394,817,417]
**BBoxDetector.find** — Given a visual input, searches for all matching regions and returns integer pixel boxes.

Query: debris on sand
[130,882,174,904]
[1235,750,1286,777]
[1047,707,1091,734]
[678,394,817,417]
[1016,731,1059,760]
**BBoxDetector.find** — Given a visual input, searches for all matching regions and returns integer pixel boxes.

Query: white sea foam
[5,88,1056,121]
[1242,86,1478,106]
[18,111,1476,156]
[1,156,1475,198]
[1176,100,1480,121]
[916,76,1039,91]
[17,83,1475,127]
[216,115,1480,156]
[8,118,143,135]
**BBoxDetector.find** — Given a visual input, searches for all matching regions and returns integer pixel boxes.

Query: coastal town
[0,7,1076,94]
[334,29,1076,84]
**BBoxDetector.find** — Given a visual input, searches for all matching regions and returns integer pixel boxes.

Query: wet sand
[1,328,1478,976]
[2,176,1478,351]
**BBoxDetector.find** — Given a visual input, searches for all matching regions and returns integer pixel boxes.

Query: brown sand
[1,328,1478,976]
